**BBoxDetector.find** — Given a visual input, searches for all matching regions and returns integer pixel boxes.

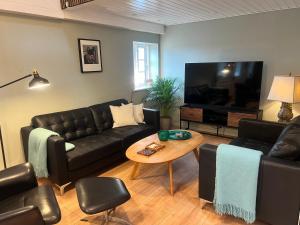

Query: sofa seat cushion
[67,135,123,171]
[102,124,156,148]
[230,137,273,155]
[0,185,61,224]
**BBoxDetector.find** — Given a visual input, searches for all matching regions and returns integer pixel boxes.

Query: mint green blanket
[28,128,75,178]
[214,144,263,224]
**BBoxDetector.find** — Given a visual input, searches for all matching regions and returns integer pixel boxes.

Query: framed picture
[78,39,103,73]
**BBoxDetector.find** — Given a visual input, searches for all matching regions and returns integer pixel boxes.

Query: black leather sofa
[0,163,61,225]
[21,99,160,194]
[199,118,300,225]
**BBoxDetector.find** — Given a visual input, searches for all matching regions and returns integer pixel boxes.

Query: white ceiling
[1,0,300,34]
[86,0,300,25]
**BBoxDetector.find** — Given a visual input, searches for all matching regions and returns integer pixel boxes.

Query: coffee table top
[126,130,203,164]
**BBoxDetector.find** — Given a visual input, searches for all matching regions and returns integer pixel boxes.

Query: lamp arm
[0,74,32,89]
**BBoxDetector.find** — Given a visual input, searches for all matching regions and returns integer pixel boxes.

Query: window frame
[133,41,159,91]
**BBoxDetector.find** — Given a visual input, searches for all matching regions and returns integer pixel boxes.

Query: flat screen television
[184,61,263,111]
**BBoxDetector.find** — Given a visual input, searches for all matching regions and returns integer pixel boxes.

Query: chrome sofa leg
[200,198,211,209]
[54,182,72,195]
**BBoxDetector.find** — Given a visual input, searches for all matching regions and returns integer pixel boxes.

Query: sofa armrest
[20,126,34,161]
[47,136,69,186]
[143,108,160,131]
[257,156,300,225]
[0,163,38,201]
[199,143,300,225]
[0,206,45,225]
[238,119,286,144]
[199,144,217,201]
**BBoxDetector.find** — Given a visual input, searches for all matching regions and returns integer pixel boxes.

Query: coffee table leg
[193,149,199,163]
[130,162,139,180]
[168,162,174,195]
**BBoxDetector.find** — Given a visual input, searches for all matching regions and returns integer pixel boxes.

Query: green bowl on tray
[158,130,169,141]
[158,130,192,141]
[168,130,192,140]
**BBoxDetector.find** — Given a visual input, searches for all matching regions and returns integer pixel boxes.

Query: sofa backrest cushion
[32,108,97,141]
[268,116,300,161]
[89,99,128,133]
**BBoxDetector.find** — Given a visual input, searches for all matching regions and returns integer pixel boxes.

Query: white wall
[0,13,159,169]
[161,8,300,126]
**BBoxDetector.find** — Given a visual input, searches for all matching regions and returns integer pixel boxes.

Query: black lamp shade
[29,71,50,89]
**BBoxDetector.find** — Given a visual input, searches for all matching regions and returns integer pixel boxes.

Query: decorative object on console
[60,0,94,9]
[78,39,102,73]
[145,77,181,130]
[268,74,300,123]
[0,70,50,169]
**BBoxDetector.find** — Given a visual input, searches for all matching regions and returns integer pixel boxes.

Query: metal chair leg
[80,209,132,225]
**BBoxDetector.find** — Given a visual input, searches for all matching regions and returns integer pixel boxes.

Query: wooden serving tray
[145,142,165,151]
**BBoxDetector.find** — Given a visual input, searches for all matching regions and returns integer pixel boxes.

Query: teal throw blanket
[214,144,263,224]
[28,128,75,178]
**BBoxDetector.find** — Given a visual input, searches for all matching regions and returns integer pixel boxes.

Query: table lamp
[267,74,300,123]
[0,70,50,169]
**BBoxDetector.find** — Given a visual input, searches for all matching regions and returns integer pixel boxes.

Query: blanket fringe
[214,203,255,224]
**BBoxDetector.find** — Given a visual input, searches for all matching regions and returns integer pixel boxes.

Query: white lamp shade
[268,75,300,103]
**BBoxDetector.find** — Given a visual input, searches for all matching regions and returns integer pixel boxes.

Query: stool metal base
[81,209,132,225]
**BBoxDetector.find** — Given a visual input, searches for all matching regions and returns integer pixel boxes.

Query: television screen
[184,61,263,110]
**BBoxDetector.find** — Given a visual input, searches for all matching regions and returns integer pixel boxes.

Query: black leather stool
[75,177,131,225]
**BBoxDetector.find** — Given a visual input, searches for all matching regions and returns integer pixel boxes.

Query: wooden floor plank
[53,135,266,225]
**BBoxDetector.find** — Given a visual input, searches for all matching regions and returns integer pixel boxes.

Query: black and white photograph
[78,39,102,73]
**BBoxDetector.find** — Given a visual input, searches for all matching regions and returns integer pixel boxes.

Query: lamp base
[278,102,293,123]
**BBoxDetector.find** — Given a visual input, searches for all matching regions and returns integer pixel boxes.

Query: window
[133,41,159,90]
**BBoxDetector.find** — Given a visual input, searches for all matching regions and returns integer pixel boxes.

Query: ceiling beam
[0,0,164,34]
[0,0,63,19]
[60,0,95,10]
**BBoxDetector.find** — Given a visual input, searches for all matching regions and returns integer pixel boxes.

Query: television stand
[180,105,263,138]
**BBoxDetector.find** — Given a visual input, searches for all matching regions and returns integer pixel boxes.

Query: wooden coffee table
[126,130,203,195]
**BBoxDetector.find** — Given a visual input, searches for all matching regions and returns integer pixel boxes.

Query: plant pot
[160,117,171,130]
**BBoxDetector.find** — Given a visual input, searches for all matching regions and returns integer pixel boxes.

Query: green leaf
[144,76,182,117]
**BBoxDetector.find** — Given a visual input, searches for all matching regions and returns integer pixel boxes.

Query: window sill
[134,87,151,92]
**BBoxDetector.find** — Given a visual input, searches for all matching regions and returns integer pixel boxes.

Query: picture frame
[78,39,103,73]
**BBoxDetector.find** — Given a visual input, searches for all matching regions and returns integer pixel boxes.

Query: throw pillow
[122,103,145,123]
[65,142,75,152]
[110,103,138,128]
[268,123,300,160]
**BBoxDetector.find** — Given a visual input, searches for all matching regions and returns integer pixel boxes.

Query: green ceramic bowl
[158,130,169,141]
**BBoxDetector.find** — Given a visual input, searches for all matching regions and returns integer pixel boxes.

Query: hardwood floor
[54,135,266,225]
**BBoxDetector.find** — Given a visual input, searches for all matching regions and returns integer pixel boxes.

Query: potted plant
[144,77,181,130]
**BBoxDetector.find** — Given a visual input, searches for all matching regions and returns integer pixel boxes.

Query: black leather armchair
[0,163,61,225]
[199,119,300,225]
